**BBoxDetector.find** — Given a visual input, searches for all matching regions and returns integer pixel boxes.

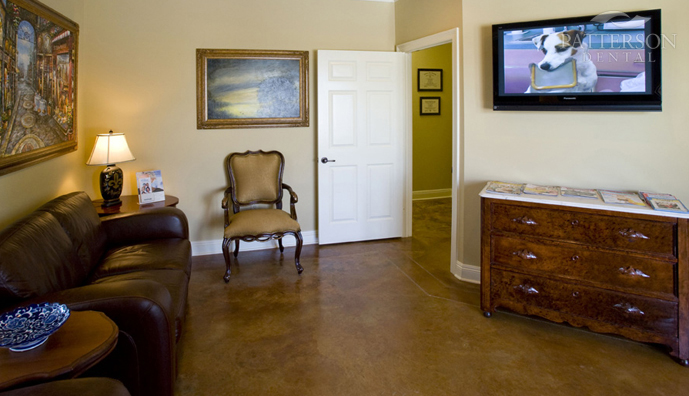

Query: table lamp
[87,130,135,207]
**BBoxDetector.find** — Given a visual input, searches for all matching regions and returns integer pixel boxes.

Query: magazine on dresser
[485,181,523,195]
[640,192,689,213]
[522,184,558,196]
[560,187,600,200]
[599,190,648,207]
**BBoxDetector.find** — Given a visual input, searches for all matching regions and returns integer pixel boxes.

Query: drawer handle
[613,302,645,316]
[619,266,650,278]
[572,291,580,298]
[571,255,580,262]
[513,249,537,260]
[570,219,580,226]
[619,228,649,240]
[512,216,537,225]
[514,283,539,295]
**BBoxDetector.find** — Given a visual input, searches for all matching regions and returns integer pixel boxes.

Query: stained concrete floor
[176,198,689,395]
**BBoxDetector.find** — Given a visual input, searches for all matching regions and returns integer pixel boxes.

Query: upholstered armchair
[221,150,304,282]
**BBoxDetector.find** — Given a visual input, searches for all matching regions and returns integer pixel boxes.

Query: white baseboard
[412,189,452,201]
[452,260,480,284]
[191,230,318,256]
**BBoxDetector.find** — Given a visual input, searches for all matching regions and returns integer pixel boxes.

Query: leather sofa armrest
[26,280,176,396]
[101,207,189,246]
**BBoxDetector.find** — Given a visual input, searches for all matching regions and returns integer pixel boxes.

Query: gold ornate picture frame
[0,0,79,176]
[196,49,309,129]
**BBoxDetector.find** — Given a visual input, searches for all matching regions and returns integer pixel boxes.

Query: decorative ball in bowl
[0,303,70,352]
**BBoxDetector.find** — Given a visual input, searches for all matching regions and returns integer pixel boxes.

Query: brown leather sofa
[0,378,130,396]
[0,192,191,396]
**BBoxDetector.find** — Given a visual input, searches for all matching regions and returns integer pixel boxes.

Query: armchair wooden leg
[222,238,232,282]
[294,231,304,275]
[233,239,240,258]
[278,238,284,253]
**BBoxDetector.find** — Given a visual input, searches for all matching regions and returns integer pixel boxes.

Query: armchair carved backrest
[223,150,299,224]
[229,150,283,207]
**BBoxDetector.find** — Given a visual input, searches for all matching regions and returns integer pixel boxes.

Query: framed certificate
[420,97,441,115]
[417,68,442,91]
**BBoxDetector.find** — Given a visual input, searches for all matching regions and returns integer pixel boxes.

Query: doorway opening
[410,43,453,280]
[397,28,471,283]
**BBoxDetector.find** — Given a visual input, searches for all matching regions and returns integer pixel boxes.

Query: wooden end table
[92,194,179,217]
[0,311,118,391]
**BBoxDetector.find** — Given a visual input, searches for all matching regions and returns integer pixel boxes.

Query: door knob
[320,157,336,164]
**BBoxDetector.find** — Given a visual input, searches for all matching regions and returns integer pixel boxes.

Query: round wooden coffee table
[0,311,118,391]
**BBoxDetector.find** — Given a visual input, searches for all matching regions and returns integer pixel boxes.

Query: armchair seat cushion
[224,209,300,238]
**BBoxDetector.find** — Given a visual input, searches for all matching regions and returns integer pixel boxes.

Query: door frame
[397,28,467,282]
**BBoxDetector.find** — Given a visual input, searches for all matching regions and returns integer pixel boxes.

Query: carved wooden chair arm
[221,186,233,209]
[222,186,233,227]
[282,183,299,220]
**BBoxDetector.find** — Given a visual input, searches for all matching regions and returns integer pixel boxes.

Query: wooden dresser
[480,186,689,365]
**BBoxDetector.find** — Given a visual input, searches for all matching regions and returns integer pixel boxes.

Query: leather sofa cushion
[0,212,82,304]
[90,239,192,281]
[92,269,189,342]
[37,192,106,279]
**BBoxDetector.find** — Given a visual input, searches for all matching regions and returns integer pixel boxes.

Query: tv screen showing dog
[493,10,662,111]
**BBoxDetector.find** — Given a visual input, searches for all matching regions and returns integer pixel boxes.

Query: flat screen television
[493,9,662,111]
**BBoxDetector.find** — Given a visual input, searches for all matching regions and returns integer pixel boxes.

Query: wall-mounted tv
[493,9,662,111]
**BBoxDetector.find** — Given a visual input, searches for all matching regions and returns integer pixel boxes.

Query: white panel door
[317,50,406,245]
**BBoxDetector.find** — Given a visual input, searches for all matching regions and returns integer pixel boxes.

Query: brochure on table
[479,181,689,219]
[136,170,165,204]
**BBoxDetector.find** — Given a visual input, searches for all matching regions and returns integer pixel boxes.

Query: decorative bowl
[0,303,70,352]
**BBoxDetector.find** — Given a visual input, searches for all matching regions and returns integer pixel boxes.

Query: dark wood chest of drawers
[480,195,689,364]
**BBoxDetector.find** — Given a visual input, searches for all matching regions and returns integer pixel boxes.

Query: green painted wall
[412,43,453,193]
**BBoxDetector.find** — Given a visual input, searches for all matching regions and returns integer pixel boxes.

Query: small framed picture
[418,68,443,91]
[420,97,441,115]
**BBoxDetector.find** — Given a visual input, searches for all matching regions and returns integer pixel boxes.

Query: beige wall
[0,0,86,229]
[81,0,395,243]
[412,44,452,192]
[398,0,689,268]
[395,0,462,44]
[0,0,396,243]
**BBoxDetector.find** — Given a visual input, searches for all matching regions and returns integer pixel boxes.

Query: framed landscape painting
[196,49,309,129]
[0,0,78,176]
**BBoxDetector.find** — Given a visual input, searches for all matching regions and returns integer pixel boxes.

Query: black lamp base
[100,165,124,207]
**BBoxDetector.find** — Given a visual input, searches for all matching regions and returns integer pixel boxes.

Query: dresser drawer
[491,269,678,336]
[492,236,676,299]
[491,203,676,257]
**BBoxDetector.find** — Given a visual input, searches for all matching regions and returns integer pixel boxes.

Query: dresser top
[479,183,689,220]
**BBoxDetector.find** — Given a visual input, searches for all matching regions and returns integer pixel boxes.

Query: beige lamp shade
[87,131,135,166]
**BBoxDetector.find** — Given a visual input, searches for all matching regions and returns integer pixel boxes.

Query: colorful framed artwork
[420,97,441,115]
[418,68,442,91]
[196,49,309,129]
[0,0,78,176]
